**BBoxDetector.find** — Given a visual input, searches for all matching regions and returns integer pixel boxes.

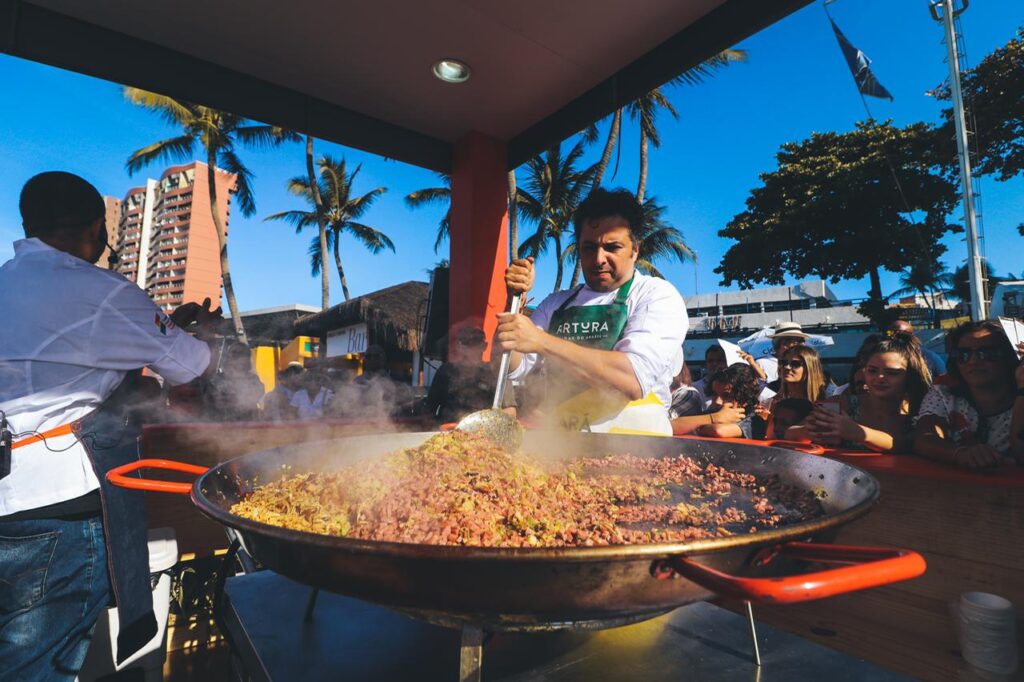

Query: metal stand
[459,625,484,682]
[745,601,762,667]
[305,588,320,622]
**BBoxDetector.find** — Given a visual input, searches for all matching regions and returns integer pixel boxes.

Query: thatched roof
[293,281,428,352]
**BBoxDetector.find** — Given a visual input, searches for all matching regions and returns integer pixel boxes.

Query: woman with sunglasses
[775,345,834,403]
[799,333,932,452]
[913,321,1024,469]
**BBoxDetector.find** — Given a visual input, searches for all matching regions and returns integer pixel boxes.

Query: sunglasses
[951,346,1005,364]
[782,360,805,370]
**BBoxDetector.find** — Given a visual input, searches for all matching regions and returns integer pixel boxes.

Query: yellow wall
[251,336,317,391]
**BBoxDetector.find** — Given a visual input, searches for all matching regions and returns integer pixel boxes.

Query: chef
[497,188,688,435]
[0,172,219,680]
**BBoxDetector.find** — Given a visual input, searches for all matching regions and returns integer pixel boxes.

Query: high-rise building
[114,162,235,312]
[99,196,121,270]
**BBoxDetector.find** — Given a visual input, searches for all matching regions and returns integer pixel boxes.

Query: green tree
[635,197,696,277]
[303,135,330,310]
[266,155,391,301]
[124,89,298,343]
[938,26,1024,182]
[517,141,596,292]
[715,120,960,326]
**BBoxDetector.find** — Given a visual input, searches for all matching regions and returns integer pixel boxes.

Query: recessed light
[432,59,471,84]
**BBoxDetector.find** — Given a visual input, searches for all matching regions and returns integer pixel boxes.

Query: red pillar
[449,132,509,359]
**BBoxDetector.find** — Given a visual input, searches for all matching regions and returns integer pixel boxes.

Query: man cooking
[0,172,219,680]
[497,188,688,435]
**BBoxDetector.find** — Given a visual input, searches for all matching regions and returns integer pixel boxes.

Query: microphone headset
[105,241,120,266]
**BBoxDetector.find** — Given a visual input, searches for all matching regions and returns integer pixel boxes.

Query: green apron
[545,277,671,435]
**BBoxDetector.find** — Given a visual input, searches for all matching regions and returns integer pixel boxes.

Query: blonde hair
[780,345,828,403]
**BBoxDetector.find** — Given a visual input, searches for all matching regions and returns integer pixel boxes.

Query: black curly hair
[708,364,762,413]
[572,188,643,246]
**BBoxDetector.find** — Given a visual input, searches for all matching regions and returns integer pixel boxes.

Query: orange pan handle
[657,542,925,603]
[106,458,209,495]
[440,423,457,432]
[763,440,826,455]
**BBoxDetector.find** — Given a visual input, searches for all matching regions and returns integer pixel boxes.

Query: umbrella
[738,327,835,359]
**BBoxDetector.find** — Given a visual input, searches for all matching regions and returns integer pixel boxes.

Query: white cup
[956,592,1018,676]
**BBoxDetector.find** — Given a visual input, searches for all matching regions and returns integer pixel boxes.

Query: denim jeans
[0,515,111,681]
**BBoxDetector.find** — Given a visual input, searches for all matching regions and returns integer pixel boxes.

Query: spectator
[767,398,813,439]
[840,334,883,396]
[263,362,303,421]
[692,345,728,408]
[775,345,836,403]
[914,321,1024,469]
[424,326,517,423]
[798,332,932,452]
[290,369,333,420]
[669,363,703,418]
[889,319,946,378]
[202,342,265,421]
[757,322,808,386]
[673,364,762,439]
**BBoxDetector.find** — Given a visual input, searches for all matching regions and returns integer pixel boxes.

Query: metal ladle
[455,293,524,452]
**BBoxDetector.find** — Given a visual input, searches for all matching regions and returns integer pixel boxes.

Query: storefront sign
[326,323,368,356]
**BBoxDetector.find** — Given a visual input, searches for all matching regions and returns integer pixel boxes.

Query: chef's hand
[496,312,546,355]
[171,298,222,338]
[953,444,1002,470]
[505,257,535,296]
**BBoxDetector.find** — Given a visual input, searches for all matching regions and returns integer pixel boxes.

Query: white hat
[772,322,810,340]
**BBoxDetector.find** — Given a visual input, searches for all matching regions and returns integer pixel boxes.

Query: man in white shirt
[497,189,688,435]
[0,172,217,680]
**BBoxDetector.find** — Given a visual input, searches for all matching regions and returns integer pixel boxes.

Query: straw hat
[772,322,810,340]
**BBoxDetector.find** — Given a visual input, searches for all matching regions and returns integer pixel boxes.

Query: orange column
[448,132,509,359]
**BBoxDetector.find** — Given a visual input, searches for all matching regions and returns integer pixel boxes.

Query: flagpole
[930,0,986,321]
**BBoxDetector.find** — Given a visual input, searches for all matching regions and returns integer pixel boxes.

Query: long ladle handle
[492,293,522,410]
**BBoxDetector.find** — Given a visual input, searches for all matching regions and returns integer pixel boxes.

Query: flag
[829,19,893,101]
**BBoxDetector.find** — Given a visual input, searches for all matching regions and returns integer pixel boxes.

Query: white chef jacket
[508,272,688,408]
[0,238,211,515]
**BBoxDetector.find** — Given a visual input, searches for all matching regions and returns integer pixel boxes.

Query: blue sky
[1,0,1021,312]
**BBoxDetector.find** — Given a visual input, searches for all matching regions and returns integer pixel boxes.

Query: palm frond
[347,187,387,220]
[405,186,450,208]
[217,146,257,217]
[345,222,396,253]
[264,209,318,233]
[125,135,195,175]
[234,124,301,150]
[307,233,324,277]
[123,88,195,127]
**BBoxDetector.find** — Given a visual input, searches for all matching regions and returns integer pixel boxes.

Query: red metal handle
[106,458,209,494]
[440,423,457,432]
[763,440,826,455]
[657,542,926,603]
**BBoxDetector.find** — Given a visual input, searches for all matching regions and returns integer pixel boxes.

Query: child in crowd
[767,398,813,439]
[672,364,763,439]
[797,332,932,452]
[914,321,1024,469]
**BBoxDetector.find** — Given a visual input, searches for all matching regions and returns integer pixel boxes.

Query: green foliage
[938,27,1024,182]
[716,121,961,317]
[950,261,1002,305]
[404,173,451,252]
[633,197,695,278]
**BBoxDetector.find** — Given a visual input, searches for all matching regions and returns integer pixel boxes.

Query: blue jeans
[0,516,111,681]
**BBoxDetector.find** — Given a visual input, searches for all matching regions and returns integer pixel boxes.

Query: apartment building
[114,161,235,311]
[99,196,121,270]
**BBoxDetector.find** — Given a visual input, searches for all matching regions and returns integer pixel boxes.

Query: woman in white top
[914,321,1024,469]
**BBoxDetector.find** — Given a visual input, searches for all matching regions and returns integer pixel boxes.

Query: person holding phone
[796,333,932,452]
[913,321,1024,469]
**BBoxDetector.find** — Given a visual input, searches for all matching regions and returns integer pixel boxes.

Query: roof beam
[0,0,453,172]
[507,0,814,168]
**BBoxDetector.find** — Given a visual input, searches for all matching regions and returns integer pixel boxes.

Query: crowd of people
[669,319,1024,470]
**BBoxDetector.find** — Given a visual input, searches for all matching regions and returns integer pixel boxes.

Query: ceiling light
[432,59,471,84]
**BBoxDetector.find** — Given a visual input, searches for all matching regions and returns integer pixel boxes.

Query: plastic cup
[956,592,1018,676]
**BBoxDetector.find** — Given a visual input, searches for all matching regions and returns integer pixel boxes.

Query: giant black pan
[113,431,925,630]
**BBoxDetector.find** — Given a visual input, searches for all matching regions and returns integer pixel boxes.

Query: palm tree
[266,155,391,301]
[404,173,451,253]
[517,141,597,292]
[124,88,298,343]
[890,257,954,311]
[951,261,1001,315]
[634,197,696,277]
[304,135,330,310]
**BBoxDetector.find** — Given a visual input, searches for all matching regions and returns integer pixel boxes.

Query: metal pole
[933,0,986,320]
[745,601,762,667]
